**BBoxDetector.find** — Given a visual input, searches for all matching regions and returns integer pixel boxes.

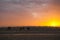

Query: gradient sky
[0,0,60,26]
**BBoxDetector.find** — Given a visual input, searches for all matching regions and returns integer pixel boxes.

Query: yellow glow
[48,19,60,27]
[50,21,59,26]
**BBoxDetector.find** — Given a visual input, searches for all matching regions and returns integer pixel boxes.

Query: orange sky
[0,0,60,27]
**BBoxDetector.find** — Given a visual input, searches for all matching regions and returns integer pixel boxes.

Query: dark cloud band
[0,0,60,12]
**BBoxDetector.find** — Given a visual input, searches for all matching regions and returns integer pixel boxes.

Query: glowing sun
[49,20,60,27]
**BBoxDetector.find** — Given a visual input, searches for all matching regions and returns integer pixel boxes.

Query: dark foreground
[0,26,60,40]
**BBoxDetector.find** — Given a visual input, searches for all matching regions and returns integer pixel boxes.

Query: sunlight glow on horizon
[47,19,60,27]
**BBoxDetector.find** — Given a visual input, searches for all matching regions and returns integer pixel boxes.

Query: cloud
[0,0,59,16]
[0,0,52,13]
[54,0,60,5]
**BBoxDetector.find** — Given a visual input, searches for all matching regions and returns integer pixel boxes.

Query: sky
[0,0,60,27]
